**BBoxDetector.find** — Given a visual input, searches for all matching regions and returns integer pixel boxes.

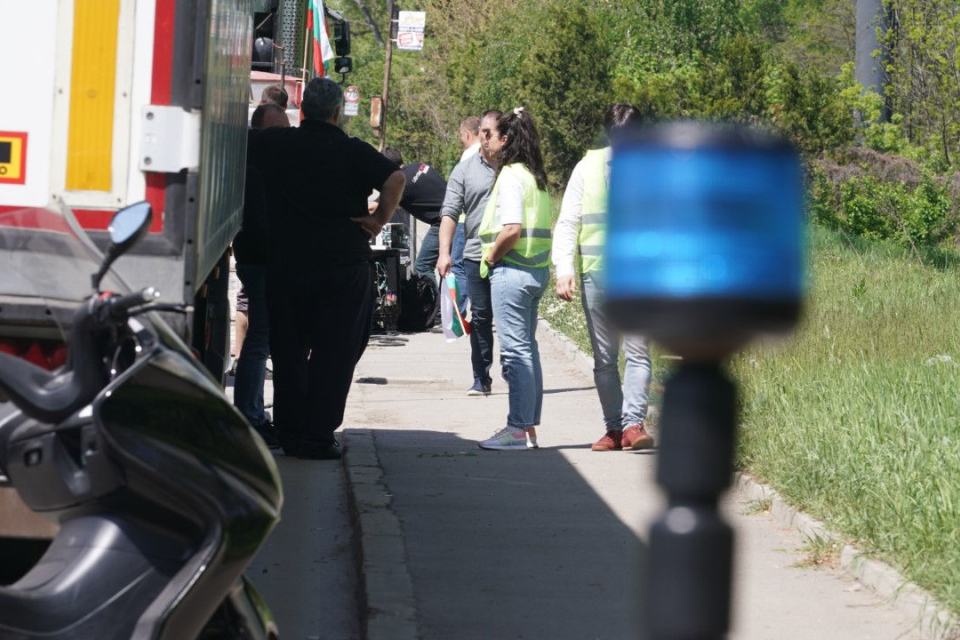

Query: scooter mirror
[109,202,152,246]
[92,202,153,290]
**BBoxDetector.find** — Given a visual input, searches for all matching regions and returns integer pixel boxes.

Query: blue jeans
[490,263,549,428]
[415,224,441,284]
[464,259,494,383]
[235,263,270,426]
[451,223,468,316]
[581,273,651,430]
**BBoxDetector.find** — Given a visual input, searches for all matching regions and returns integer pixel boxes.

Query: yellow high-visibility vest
[478,163,552,278]
[577,148,608,274]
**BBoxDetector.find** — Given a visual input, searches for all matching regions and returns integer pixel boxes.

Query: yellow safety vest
[577,148,608,274]
[478,163,552,278]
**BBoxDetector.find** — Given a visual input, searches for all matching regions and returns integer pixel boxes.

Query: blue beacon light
[608,123,808,640]
[605,123,806,359]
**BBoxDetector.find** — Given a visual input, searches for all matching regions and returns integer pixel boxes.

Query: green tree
[885,0,960,169]
[505,1,614,187]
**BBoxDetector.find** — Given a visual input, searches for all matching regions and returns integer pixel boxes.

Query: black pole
[644,361,737,640]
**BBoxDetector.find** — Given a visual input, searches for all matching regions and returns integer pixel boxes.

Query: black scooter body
[0,206,282,639]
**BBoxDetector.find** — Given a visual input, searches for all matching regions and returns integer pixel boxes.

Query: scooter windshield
[0,205,128,338]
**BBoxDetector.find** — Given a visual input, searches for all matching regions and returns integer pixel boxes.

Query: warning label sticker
[0,132,27,185]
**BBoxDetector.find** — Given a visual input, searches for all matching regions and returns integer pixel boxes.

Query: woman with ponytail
[476,108,553,450]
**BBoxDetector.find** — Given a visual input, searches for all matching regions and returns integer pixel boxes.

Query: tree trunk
[352,0,384,45]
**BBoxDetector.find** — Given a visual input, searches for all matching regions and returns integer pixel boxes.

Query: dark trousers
[415,224,441,284]
[464,259,494,383]
[267,262,375,450]
[234,263,270,427]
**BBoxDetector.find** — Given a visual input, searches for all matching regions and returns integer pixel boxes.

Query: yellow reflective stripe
[520,227,551,239]
[66,0,121,191]
[581,213,605,225]
[505,249,551,266]
[481,227,550,244]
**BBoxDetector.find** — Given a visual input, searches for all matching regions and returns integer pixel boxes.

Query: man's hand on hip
[556,274,577,301]
[352,214,384,240]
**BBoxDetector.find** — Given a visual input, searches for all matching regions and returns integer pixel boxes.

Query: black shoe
[252,421,281,449]
[297,440,345,460]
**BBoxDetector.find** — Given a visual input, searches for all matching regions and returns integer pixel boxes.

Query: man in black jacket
[382,147,447,284]
[248,78,405,460]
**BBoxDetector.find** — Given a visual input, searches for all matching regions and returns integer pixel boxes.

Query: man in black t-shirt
[248,78,405,460]
[382,147,447,284]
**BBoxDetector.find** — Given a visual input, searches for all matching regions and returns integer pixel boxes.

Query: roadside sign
[344,85,360,117]
[397,11,425,51]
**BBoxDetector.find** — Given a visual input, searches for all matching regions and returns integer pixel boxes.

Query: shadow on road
[248,456,359,640]
[363,428,649,640]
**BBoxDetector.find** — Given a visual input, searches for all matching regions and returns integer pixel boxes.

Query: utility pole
[855,0,891,123]
[378,0,395,152]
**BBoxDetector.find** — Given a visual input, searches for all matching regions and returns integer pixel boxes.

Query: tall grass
[733,227,960,611]
[541,223,960,613]
[734,225,960,611]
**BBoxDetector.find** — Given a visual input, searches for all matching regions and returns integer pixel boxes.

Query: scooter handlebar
[106,287,160,319]
[0,288,158,424]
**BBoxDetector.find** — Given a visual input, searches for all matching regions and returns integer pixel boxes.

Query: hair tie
[513,106,525,116]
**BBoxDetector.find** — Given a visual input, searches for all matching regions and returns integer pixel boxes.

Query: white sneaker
[479,427,528,451]
[526,427,539,449]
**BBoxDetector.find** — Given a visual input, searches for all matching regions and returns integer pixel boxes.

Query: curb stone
[736,474,958,639]
[342,429,420,640]
[540,317,958,639]
[538,317,596,379]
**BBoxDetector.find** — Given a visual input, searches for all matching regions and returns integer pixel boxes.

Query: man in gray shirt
[437,109,502,395]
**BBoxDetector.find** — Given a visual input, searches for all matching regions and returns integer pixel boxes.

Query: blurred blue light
[606,144,805,302]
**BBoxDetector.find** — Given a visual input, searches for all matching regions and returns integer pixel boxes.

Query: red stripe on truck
[0,205,162,234]
[151,0,175,106]
[0,207,72,232]
[74,207,163,233]
[145,0,175,231]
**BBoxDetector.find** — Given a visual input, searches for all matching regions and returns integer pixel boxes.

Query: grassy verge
[734,224,960,612]
[541,223,960,614]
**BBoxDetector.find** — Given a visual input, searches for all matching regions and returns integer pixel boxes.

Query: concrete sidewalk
[343,326,925,640]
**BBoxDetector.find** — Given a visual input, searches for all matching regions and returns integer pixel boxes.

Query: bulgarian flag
[306,0,335,77]
[441,275,471,342]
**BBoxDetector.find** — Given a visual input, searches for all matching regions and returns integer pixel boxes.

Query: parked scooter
[0,203,282,639]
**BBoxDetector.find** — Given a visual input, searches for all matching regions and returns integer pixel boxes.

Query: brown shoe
[622,424,655,450]
[591,430,623,451]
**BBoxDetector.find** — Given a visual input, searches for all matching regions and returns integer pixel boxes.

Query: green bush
[811,170,956,248]
[697,34,769,120]
[767,62,855,153]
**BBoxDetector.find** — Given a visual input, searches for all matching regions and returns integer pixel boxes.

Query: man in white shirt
[553,103,655,452]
